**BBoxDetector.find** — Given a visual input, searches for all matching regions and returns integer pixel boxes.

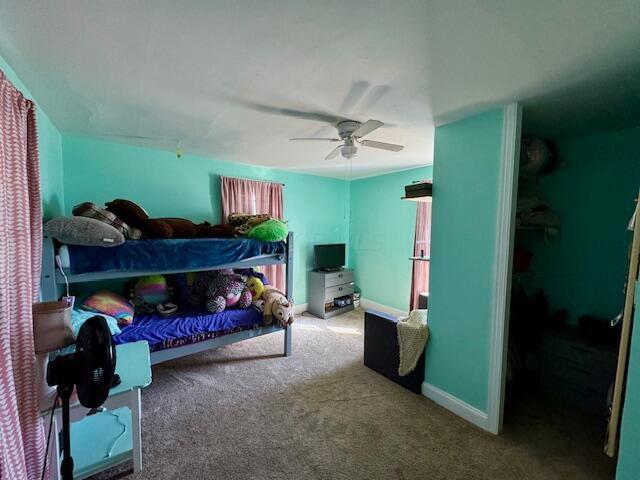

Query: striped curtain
[0,69,46,479]
[410,201,432,310]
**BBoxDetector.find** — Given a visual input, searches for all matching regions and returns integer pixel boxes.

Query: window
[220,176,285,291]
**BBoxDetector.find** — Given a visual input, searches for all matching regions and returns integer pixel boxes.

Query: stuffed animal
[246,219,288,242]
[195,221,236,238]
[105,199,233,239]
[228,213,271,235]
[260,285,294,327]
[189,269,253,313]
[130,275,177,315]
[72,202,142,240]
[246,276,265,300]
[105,199,197,239]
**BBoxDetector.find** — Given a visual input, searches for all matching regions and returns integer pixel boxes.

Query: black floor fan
[47,316,117,480]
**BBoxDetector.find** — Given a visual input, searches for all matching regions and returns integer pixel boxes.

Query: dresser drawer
[325,283,354,301]
[325,270,354,288]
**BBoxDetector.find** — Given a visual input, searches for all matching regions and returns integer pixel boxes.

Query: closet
[503,112,640,479]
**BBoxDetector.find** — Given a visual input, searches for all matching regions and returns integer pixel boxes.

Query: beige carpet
[91,309,615,480]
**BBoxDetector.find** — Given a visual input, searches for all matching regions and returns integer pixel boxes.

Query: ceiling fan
[290,119,404,160]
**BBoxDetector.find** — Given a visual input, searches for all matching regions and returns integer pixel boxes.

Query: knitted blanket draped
[397,309,429,376]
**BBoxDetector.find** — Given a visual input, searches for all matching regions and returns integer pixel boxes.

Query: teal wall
[349,166,433,312]
[61,136,350,304]
[425,108,506,412]
[618,282,640,479]
[517,126,640,325]
[0,55,64,219]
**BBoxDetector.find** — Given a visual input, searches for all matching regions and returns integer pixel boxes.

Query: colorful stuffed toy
[246,276,265,300]
[135,275,169,305]
[130,275,177,315]
[260,285,294,327]
[189,270,253,313]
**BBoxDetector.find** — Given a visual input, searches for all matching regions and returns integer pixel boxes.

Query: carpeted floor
[91,309,616,480]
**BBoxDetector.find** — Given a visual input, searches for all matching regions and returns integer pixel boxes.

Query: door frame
[486,102,522,434]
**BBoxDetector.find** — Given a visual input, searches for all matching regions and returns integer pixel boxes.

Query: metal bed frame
[41,232,294,363]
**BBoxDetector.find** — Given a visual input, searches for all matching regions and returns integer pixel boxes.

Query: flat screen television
[314,243,345,270]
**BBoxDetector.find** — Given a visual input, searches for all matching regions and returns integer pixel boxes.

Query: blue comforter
[114,305,265,351]
[67,237,286,274]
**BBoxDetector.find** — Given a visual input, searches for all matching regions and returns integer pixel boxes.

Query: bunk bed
[41,233,294,364]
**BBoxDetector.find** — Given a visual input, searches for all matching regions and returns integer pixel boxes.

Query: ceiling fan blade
[360,139,404,152]
[354,85,391,116]
[98,133,162,140]
[289,137,340,142]
[338,80,370,115]
[244,101,343,124]
[352,119,384,138]
[325,144,343,160]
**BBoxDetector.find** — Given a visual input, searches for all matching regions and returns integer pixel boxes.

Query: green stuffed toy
[246,219,288,242]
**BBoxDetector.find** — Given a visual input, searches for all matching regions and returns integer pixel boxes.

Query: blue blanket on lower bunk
[114,305,266,352]
[67,237,286,274]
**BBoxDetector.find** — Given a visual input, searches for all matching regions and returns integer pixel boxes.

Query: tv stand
[308,268,355,319]
[317,267,343,273]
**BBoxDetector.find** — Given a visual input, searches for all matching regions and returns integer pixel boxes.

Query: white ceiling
[0,0,639,179]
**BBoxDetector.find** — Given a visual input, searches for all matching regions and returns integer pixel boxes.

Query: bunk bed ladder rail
[284,231,293,357]
[41,234,60,301]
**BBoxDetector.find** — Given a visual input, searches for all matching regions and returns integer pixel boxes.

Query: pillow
[44,217,125,247]
[81,290,134,326]
[71,309,121,337]
[72,202,142,240]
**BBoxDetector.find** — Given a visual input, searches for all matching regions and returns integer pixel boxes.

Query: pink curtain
[220,176,285,292]
[0,70,46,479]
[410,201,432,310]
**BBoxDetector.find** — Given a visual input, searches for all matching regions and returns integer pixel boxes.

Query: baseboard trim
[359,298,408,318]
[422,382,489,431]
[293,303,308,315]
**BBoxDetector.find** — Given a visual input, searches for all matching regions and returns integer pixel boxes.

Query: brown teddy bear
[105,199,193,238]
[105,199,234,239]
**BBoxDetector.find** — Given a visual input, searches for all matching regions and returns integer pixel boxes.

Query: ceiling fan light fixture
[341,144,357,159]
